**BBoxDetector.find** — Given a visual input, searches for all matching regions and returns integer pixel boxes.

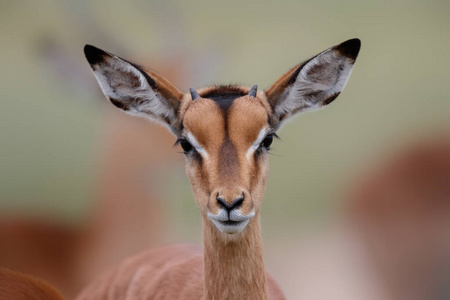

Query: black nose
[216,194,244,212]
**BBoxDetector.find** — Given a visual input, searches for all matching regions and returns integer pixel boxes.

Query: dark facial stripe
[218,139,240,182]
[197,153,211,195]
[209,94,242,111]
[201,86,247,112]
[251,150,262,189]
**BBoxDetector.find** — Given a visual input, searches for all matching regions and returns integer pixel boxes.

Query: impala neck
[202,213,269,300]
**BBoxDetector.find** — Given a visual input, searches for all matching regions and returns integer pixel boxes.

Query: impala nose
[216,194,244,212]
[208,189,254,234]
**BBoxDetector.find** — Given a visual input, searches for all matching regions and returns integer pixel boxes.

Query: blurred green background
[0,0,449,297]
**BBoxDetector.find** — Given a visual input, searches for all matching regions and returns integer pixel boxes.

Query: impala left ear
[83,45,184,134]
[265,38,361,129]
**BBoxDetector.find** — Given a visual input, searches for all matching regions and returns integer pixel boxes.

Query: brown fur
[77,87,283,300]
[347,135,450,300]
[147,70,184,107]
[0,268,64,300]
[76,244,284,300]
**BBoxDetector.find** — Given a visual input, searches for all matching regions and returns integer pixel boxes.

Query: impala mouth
[207,209,255,234]
[221,220,242,226]
[211,218,250,234]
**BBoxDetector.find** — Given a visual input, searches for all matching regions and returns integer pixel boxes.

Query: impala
[0,38,360,300]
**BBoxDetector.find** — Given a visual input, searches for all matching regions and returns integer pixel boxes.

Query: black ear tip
[84,44,107,65]
[336,38,361,60]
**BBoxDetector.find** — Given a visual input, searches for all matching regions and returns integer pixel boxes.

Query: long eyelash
[269,151,281,156]
[272,132,280,140]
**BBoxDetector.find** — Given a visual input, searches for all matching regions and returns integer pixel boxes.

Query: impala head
[84,39,360,236]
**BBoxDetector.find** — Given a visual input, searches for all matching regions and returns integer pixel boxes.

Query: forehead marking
[200,86,248,112]
[209,94,243,111]
[218,139,240,181]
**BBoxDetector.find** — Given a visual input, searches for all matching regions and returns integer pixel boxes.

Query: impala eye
[179,139,193,154]
[260,134,273,150]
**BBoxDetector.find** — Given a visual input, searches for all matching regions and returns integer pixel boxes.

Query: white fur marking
[246,127,270,160]
[208,208,255,234]
[187,132,209,159]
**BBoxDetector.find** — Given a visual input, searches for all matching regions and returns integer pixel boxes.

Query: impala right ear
[265,38,361,129]
[84,45,184,134]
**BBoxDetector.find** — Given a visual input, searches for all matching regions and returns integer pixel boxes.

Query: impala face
[84,38,361,235]
[180,88,273,234]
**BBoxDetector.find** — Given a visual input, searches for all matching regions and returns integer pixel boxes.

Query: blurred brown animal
[0,116,175,298]
[0,88,178,300]
[348,135,450,300]
[263,135,450,300]
[0,6,199,298]
[0,268,64,300]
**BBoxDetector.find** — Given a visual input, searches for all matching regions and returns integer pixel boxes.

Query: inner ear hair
[84,45,184,132]
[265,38,361,124]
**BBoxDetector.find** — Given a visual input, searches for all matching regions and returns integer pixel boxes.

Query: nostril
[216,194,244,211]
[229,195,244,210]
[216,195,228,210]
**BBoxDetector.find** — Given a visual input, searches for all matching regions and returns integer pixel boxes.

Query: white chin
[211,219,250,234]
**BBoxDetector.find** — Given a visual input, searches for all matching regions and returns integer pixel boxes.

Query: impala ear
[84,45,184,134]
[265,38,361,129]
